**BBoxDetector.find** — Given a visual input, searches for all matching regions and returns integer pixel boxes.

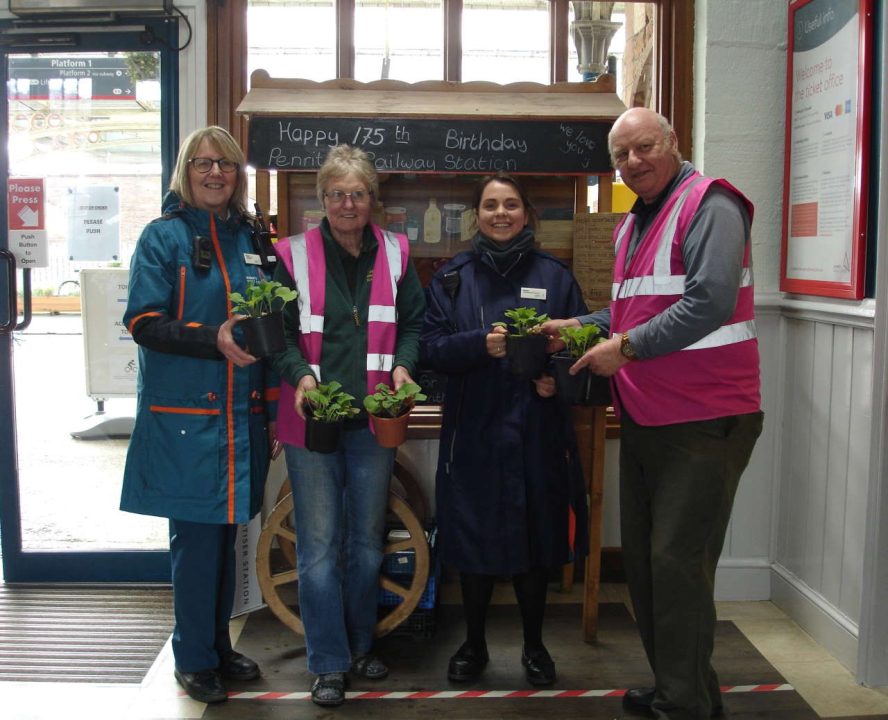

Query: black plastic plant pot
[304,416,343,453]
[551,353,612,406]
[241,311,286,357]
[585,372,612,407]
[506,333,549,380]
[551,353,587,404]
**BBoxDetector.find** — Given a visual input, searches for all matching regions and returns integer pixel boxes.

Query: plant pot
[551,353,586,404]
[584,372,612,407]
[304,416,343,453]
[370,410,411,448]
[241,311,286,357]
[551,353,612,406]
[506,333,549,380]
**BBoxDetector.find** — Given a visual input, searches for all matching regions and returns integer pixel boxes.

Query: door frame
[0,16,179,582]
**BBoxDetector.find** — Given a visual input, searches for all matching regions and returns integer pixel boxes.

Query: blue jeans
[284,426,394,674]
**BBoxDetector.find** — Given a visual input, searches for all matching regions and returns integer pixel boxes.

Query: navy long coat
[420,246,589,575]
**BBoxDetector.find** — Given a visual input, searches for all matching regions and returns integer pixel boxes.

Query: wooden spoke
[256,487,430,638]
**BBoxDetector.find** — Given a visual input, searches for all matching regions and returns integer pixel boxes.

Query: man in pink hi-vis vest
[544,108,763,719]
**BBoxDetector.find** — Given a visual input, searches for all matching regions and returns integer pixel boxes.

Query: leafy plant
[492,306,550,336]
[558,323,604,358]
[363,382,427,418]
[229,279,297,318]
[304,381,360,423]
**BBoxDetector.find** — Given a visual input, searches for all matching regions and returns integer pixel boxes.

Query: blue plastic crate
[378,569,439,609]
[381,527,436,576]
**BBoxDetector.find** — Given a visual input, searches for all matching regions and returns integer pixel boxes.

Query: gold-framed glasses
[189,157,239,174]
[324,189,371,205]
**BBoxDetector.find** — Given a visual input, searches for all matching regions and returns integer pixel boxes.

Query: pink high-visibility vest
[611,172,761,426]
[274,224,409,446]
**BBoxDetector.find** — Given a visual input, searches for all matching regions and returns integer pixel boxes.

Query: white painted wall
[696,0,883,680]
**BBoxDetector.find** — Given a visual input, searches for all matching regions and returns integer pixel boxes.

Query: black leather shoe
[311,672,347,707]
[521,645,556,686]
[174,668,227,704]
[219,649,260,681]
[447,641,489,682]
[622,687,724,717]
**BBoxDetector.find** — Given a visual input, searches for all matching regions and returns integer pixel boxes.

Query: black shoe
[219,649,260,681]
[622,687,724,717]
[351,653,389,680]
[447,641,489,682]
[174,668,227,704]
[521,645,556,686]
[311,672,347,707]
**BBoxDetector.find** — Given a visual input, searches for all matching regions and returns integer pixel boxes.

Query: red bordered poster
[780,0,873,299]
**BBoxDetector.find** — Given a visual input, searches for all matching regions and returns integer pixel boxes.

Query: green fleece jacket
[271,220,425,422]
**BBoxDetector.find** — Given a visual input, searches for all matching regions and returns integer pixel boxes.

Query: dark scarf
[472,227,536,275]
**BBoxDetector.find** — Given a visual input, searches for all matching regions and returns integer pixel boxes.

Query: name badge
[244,252,262,265]
[521,287,547,300]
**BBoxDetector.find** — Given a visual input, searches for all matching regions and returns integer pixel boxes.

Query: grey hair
[316,144,379,205]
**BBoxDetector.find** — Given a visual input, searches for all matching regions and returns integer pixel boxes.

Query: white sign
[784,0,860,283]
[232,516,265,617]
[67,185,121,261]
[80,268,137,399]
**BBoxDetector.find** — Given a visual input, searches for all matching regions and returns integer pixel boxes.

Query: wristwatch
[620,332,638,360]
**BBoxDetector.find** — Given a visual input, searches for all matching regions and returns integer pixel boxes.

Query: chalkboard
[414,364,448,406]
[247,116,612,175]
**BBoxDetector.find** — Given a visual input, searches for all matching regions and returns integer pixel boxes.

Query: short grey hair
[316,144,379,205]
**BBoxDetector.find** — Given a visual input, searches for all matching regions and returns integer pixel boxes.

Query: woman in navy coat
[420,173,588,687]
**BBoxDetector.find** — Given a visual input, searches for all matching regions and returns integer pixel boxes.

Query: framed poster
[780,0,873,299]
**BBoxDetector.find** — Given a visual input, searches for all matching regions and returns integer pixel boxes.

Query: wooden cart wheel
[274,458,427,567]
[256,489,430,637]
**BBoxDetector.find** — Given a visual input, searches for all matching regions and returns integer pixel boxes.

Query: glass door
[0,18,178,581]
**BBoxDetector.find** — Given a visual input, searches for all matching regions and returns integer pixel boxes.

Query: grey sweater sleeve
[632,185,751,358]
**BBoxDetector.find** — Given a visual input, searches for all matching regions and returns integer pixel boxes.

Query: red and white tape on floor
[221,683,794,701]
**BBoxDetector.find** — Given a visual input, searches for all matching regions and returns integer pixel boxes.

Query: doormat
[0,584,173,683]
[202,603,820,719]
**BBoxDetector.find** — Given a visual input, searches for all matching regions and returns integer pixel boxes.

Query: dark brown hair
[471,172,538,229]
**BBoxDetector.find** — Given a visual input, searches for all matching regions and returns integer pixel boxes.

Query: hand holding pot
[217,315,258,368]
[295,374,318,420]
[486,325,508,358]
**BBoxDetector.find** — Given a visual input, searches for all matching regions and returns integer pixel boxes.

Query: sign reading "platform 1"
[7,178,48,268]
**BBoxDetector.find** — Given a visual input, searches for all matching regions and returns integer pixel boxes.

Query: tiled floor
[1,583,886,719]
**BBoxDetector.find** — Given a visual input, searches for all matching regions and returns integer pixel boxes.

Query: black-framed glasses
[189,157,239,174]
[324,189,372,205]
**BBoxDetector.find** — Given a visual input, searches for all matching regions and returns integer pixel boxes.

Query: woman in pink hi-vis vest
[270,145,425,707]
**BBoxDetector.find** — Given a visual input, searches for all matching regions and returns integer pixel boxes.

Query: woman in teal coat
[121,126,278,705]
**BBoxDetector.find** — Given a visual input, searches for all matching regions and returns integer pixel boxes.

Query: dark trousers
[619,411,763,720]
[169,519,239,672]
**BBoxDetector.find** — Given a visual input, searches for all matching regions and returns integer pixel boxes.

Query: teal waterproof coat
[120,195,277,524]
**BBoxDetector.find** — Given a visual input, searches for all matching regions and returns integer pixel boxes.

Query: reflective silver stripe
[740,267,752,287]
[653,178,706,282]
[309,363,321,380]
[614,218,633,255]
[682,320,757,351]
[289,234,314,331]
[368,305,396,323]
[307,314,325,333]
[367,353,394,372]
[380,229,403,300]
[615,274,686,298]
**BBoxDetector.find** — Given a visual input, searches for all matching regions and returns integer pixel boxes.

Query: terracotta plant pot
[304,416,343,453]
[370,410,411,448]
[551,353,612,406]
[505,333,549,380]
[241,311,286,357]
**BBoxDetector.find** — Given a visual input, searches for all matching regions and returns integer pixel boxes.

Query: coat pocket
[143,401,223,501]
